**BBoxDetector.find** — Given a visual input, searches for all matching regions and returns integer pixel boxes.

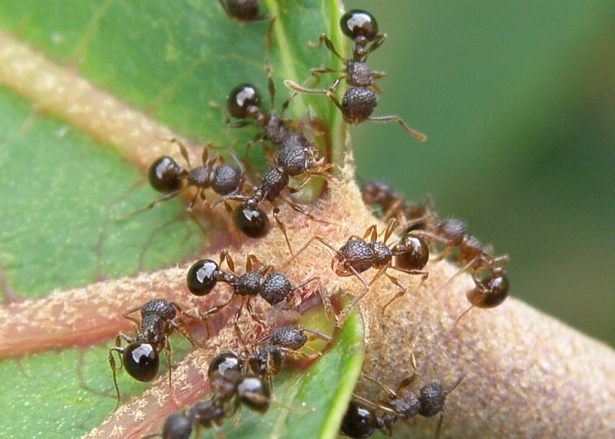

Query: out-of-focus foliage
[350,1,615,346]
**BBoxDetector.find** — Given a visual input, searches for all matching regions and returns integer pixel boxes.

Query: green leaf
[0,1,354,438]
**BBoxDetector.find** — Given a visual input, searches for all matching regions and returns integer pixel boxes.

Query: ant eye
[340,9,378,41]
[148,156,183,192]
[123,342,159,382]
[227,83,261,119]
[187,259,220,296]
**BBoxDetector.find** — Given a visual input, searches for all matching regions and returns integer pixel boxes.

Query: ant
[410,218,510,321]
[284,9,427,142]
[186,251,330,339]
[343,357,463,438]
[140,140,245,216]
[361,180,433,231]
[108,299,198,409]
[290,220,429,318]
[218,0,269,22]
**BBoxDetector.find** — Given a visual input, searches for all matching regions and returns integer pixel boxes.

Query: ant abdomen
[212,163,242,195]
[148,156,184,192]
[227,83,261,119]
[236,375,271,413]
[233,202,270,238]
[186,259,220,296]
[341,400,377,438]
[123,342,159,382]
[161,412,192,439]
[340,9,379,41]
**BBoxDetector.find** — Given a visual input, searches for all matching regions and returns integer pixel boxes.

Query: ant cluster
[109,4,512,438]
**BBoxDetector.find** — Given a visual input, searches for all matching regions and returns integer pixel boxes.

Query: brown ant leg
[279,193,337,226]
[287,277,335,320]
[162,337,182,407]
[453,304,475,329]
[366,33,388,56]
[283,79,345,114]
[370,70,387,80]
[367,115,428,142]
[280,235,340,270]
[115,189,182,221]
[108,334,129,409]
[121,306,143,327]
[246,298,267,328]
[378,271,409,316]
[169,137,193,168]
[316,33,346,60]
[271,205,294,256]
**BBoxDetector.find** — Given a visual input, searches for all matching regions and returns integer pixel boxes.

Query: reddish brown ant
[290,220,429,318]
[108,299,198,409]
[186,251,331,339]
[285,9,427,142]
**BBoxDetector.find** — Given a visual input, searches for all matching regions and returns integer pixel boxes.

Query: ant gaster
[186,251,328,338]
[218,0,268,22]
[108,299,197,409]
[290,220,429,318]
[285,9,427,142]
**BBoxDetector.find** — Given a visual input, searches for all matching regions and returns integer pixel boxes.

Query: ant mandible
[285,9,427,142]
[108,299,198,409]
[186,251,330,339]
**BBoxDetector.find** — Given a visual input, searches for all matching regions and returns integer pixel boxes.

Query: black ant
[218,0,269,22]
[108,299,198,409]
[290,220,429,317]
[361,180,433,231]
[284,9,427,142]
[186,251,330,339]
[343,360,463,438]
[140,140,244,215]
[410,218,510,321]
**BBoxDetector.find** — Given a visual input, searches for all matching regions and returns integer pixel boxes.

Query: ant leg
[336,266,372,325]
[272,206,294,256]
[264,14,277,110]
[366,33,388,56]
[290,277,335,321]
[379,271,410,316]
[370,70,387,80]
[163,339,182,406]
[116,189,182,220]
[200,294,235,323]
[246,298,267,327]
[169,137,192,168]
[280,234,339,269]
[367,115,428,142]
[453,304,475,329]
[317,33,345,60]
[362,224,379,241]
[122,306,142,327]
[108,344,125,410]
[283,78,344,114]
[279,193,337,226]
[360,373,399,400]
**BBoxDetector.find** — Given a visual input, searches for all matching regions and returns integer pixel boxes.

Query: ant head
[418,382,446,417]
[340,400,377,438]
[236,375,271,413]
[393,235,429,270]
[233,203,270,238]
[223,0,260,22]
[212,163,242,196]
[161,412,192,439]
[148,156,184,192]
[340,10,379,42]
[208,352,243,382]
[123,342,159,382]
[227,83,261,119]
[187,259,220,296]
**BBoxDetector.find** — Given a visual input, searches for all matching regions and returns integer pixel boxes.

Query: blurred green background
[348,1,615,346]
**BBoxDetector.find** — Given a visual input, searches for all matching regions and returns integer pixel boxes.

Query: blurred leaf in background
[350,0,615,346]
